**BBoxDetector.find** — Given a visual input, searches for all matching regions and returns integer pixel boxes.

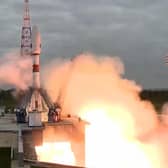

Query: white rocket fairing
[29,25,43,111]
[32,25,41,89]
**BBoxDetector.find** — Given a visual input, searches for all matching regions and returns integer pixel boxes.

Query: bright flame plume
[35,142,76,165]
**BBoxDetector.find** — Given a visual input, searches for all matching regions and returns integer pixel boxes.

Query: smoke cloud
[0,50,32,90]
[44,53,158,137]
[42,57,71,102]
[43,53,168,167]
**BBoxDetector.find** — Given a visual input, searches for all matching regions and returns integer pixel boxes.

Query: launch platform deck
[0,113,85,168]
[0,113,44,132]
[0,113,78,131]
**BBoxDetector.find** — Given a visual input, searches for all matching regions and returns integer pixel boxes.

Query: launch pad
[0,113,85,168]
[0,0,86,167]
[22,118,85,165]
[17,87,56,124]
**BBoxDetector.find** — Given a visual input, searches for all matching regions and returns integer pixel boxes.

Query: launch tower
[19,0,55,123]
[20,0,32,57]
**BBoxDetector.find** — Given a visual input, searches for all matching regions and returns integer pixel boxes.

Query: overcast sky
[1,0,168,89]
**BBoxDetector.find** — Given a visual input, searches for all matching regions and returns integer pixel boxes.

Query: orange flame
[41,54,168,167]
[35,142,76,165]
[81,104,162,168]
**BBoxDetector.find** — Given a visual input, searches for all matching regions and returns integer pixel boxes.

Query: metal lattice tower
[20,0,32,57]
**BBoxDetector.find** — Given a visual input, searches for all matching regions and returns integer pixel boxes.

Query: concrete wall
[0,131,18,159]
[22,131,38,160]
[0,132,17,147]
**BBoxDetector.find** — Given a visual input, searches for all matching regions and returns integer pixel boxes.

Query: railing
[24,159,85,168]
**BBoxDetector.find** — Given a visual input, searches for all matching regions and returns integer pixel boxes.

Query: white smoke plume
[43,53,157,136]
[42,57,71,102]
[0,50,32,90]
[42,53,168,168]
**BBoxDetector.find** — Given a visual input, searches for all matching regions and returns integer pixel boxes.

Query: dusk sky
[1,0,168,89]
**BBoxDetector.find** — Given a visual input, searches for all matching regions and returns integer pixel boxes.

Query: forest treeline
[140,89,168,113]
[0,89,168,113]
[0,89,17,111]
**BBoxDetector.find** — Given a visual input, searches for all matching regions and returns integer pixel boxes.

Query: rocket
[32,25,41,89]
[31,25,42,110]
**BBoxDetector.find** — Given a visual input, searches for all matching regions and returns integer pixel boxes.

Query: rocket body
[29,25,44,111]
[32,25,41,89]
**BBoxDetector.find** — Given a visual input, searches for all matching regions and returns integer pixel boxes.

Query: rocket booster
[32,25,41,89]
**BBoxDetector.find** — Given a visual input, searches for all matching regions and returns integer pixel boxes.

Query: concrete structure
[0,113,85,167]
[18,128,24,167]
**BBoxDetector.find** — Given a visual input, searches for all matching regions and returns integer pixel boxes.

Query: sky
[1,0,168,89]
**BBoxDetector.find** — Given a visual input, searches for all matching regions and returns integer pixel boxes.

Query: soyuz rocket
[30,25,44,111]
[32,25,41,90]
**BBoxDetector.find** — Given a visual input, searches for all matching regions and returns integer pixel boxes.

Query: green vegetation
[140,90,168,114]
[0,88,167,114]
[0,89,17,113]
